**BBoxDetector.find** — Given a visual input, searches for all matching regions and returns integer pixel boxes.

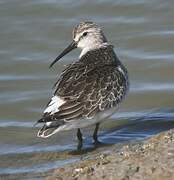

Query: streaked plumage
[36,21,129,149]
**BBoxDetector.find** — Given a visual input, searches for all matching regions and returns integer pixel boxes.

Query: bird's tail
[36,117,65,138]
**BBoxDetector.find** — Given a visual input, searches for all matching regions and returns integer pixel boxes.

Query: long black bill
[49,40,77,68]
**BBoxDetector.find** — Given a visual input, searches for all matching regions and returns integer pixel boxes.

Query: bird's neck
[79,42,109,59]
[79,47,90,58]
[79,43,122,66]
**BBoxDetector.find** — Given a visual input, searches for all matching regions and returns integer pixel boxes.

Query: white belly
[56,106,119,132]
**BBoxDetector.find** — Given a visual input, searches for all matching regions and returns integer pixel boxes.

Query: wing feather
[39,47,128,125]
[39,64,127,125]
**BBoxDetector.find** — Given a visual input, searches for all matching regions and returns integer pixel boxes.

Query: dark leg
[77,128,83,150]
[93,123,101,145]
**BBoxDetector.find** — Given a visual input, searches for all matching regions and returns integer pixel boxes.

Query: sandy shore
[46,128,174,180]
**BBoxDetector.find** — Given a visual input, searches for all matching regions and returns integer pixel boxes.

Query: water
[0,0,174,178]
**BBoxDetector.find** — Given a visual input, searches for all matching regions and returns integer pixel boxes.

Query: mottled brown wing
[77,65,127,119]
[48,63,127,122]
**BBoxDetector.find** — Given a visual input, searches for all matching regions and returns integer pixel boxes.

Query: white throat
[79,42,109,58]
[79,47,92,58]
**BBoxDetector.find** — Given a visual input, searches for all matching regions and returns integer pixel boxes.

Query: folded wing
[37,61,127,138]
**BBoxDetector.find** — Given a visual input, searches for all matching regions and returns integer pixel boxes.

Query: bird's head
[50,21,107,68]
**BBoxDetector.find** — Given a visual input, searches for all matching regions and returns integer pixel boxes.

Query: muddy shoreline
[46,129,174,180]
[1,128,174,180]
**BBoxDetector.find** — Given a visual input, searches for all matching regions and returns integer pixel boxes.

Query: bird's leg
[93,123,101,145]
[77,128,83,150]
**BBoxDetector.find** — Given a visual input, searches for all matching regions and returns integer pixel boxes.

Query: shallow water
[0,0,174,178]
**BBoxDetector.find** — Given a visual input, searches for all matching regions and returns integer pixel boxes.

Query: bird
[36,21,129,150]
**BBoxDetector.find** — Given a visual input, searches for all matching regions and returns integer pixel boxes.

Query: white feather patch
[79,47,91,58]
[79,42,109,58]
[118,66,125,77]
[44,96,65,115]
[46,122,52,126]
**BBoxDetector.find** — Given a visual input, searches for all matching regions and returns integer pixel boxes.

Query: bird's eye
[83,32,88,37]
